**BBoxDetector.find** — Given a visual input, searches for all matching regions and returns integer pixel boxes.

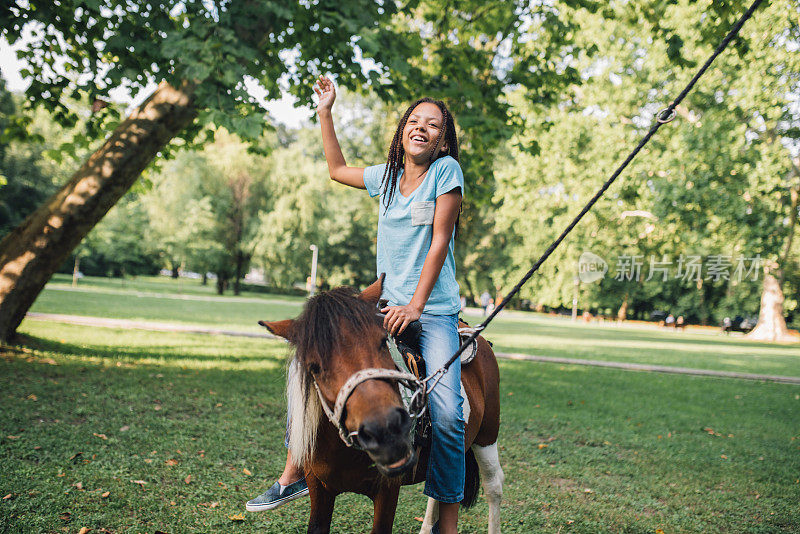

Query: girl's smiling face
[402,102,448,162]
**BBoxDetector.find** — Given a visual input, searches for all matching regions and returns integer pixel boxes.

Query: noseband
[312,366,426,449]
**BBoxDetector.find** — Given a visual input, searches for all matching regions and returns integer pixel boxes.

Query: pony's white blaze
[472,442,504,534]
[287,359,321,467]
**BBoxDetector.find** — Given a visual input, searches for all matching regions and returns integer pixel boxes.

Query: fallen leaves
[184,475,192,484]
[101,491,110,498]
[3,494,12,500]
[119,426,130,432]
[27,394,38,401]
[703,427,733,438]
[229,514,246,521]
[130,480,147,486]
[242,468,252,476]
[93,433,108,440]
[78,527,91,534]
[6,435,19,440]
[165,459,179,466]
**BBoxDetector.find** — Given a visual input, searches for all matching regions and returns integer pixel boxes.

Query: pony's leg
[419,497,439,534]
[370,484,400,534]
[472,443,504,534]
[306,472,335,534]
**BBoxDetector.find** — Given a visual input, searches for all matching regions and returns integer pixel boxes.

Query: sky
[0,36,315,129]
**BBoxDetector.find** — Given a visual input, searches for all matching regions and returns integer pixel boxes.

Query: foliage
[493,0,799,324]
[0,0,409,152]
[69,195,161,277]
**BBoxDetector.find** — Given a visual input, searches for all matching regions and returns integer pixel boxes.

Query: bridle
[311,365,426,449]
[309,316,427,449]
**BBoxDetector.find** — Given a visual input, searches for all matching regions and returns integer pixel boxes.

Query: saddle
[392,319,479,380]
[380,314,482,449]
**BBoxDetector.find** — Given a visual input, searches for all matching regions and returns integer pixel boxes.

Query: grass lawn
[3,321,800,533]
[31,275,800,375]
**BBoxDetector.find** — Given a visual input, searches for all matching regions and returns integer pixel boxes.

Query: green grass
[31,275,800,375]
[33,275,305,333]
[3,321,800,533]
[480,316,800,377]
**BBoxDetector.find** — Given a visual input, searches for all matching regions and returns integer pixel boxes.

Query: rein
[424,0,766,388]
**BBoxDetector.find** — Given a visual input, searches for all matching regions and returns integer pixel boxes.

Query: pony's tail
[461,448,481,509]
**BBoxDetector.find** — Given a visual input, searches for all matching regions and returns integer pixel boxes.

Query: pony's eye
[308,363,321,375]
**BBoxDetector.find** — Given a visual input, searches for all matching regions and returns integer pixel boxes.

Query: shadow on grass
[15,332,290,368]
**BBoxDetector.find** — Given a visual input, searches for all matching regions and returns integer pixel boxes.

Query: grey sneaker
[245,478,309,512]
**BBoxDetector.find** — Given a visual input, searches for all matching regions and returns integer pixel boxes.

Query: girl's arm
[314,76,365,189]
[382,188,462,335]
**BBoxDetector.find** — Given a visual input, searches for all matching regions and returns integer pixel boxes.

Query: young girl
[248,76,465,534]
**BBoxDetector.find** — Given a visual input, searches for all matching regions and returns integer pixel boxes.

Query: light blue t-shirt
[363,155,464,315]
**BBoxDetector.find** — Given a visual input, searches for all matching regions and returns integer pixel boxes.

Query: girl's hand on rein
[381,304,422,336]
[313,75,336,114]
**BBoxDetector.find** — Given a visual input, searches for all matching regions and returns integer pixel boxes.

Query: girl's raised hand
[314,75,336,114]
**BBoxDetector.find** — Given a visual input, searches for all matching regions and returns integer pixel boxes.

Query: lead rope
[424,0,766,391]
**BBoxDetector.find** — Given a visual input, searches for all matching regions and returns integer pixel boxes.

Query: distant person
[722,316,732,334]
[480,290,492,316]
[665,314,675,328]
[676,316,685,330]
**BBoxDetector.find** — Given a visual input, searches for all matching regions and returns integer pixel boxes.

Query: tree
[493,0,799,336]
[0,0,602,340]
[0,0,408,339]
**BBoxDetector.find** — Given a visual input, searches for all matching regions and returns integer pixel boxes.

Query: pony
[261,277,503,534]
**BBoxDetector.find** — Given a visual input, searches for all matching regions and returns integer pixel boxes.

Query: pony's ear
[259,319,295,340]
[359,273,385,306]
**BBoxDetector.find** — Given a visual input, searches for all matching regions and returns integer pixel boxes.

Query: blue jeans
[418,313,465,503]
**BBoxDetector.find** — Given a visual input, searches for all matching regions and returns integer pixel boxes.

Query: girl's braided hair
[380,98,460,212]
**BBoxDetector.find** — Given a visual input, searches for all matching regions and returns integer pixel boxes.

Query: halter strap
[313,367,424,448]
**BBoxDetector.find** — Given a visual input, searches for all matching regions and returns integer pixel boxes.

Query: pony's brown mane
[290,286,378,372]
[286,286,380,468]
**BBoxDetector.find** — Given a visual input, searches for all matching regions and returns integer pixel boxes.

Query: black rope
[436,0,765,375]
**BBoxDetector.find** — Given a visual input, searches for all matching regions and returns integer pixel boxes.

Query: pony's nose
[357,407,411,451]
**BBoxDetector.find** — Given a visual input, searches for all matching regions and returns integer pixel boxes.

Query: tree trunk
[0,81,197,340]
[201,271,208,286]
[233,251,245,296]
[215,273,226,295]
[171,265,180,279]
[745,273,797,343]
[617,294,628,322]
[72,255,80,287]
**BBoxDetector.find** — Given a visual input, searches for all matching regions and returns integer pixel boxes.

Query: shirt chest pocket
[411,200,435,226]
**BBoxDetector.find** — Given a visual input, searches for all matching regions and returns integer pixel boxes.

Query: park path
[24,312,800,386]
